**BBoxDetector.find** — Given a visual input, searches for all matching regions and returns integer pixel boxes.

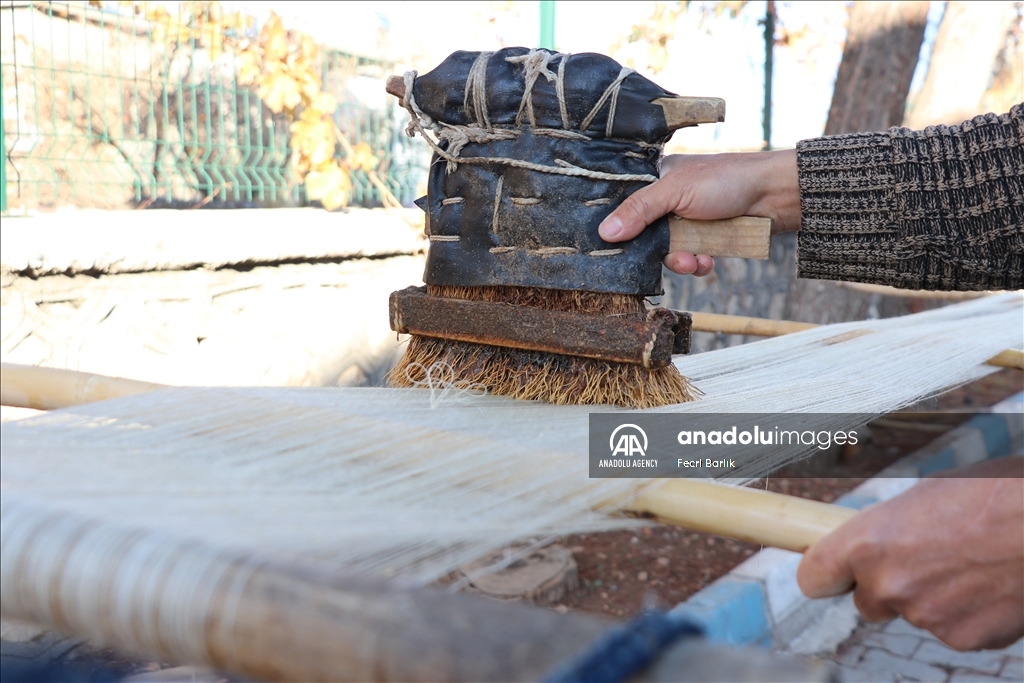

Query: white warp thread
[2,295,1021,612]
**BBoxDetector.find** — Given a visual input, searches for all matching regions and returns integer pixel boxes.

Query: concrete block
[834,644,866,667]
[913,640,1004,675]
[949,427,988,466]
[671,578,772,647]
[1000,657,1023,680]
[785,595,860,656]
[986,639,1023,657]
[0,208,426,276]
[2,256,425,388]
[862,632,923,658]
[729,548,806,625]
[835,494,878,510]
[883,619,940,641]
[947,671,1010,683]
[859,648,946,682]
[835,664,896,682]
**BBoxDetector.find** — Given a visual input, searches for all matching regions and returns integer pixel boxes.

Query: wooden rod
[988,348,1024,370]
[689,314,1023,370]
[0,363,166,410]
[625,479,857,553]
[690,311,816,337]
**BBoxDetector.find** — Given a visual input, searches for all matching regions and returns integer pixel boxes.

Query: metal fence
[0,1,426,211]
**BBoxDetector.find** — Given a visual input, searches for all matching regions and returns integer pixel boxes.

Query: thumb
[598,177,682,243]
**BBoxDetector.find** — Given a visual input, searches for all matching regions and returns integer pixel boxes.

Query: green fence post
[539,1,555,50]
[762,0,775,151]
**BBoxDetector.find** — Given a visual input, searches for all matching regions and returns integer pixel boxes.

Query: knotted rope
[401,51,659,182]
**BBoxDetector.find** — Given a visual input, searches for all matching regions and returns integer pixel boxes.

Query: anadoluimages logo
[609,424,648,457]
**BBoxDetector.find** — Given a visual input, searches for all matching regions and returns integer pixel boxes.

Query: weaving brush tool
[384,48,773,409]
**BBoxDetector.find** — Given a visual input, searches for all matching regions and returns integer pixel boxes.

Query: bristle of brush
[388,285,700,408]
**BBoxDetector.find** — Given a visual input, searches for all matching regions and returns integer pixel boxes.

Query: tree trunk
[905,1,1016,128]
[824,1,929,134]
[787,1,930,325]
[664,2,934,338]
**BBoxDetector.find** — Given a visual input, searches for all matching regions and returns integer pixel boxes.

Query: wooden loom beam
[2,501,829,682]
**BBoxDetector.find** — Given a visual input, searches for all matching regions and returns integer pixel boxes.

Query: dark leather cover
[415,48,674,296]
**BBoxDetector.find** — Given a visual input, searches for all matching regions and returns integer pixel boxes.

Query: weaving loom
[2,293,1021,680]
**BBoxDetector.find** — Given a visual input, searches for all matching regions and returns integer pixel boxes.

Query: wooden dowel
[689,312,816,337]
[688,314,1023,370]
[626,479,858,553]
[0,363,166,410]
[988,348,1024,370]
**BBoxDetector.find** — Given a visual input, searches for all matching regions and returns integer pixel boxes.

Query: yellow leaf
[349,141,379,172]
[236,51,260,85]
[262,13,288,63]
[299,34,319,63]
[305,163,351,210]
[290,115,336,167]
[298,72,323,105]
[321,187,349,211]
[259,71,301,113]
[311,92,337,115]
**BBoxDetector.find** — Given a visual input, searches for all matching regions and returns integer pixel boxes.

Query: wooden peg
[653,96,727,130]
[386,75,406,100]
[669,216,773,260]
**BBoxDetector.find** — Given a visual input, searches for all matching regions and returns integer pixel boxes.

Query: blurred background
[1,1,1021,399]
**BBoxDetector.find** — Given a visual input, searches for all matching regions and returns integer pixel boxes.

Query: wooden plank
[390,287,690,368]
[669,216,773,260]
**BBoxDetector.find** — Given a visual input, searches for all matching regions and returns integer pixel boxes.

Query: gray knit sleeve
[795,104,1024,291]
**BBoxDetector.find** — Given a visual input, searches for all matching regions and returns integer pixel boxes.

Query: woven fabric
[796,103,1024,291]
[412,48,676,296]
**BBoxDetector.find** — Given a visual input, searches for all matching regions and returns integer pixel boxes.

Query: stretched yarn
[2,294,1021,668]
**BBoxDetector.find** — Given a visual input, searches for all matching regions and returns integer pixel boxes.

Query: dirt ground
[554,368,1023,620]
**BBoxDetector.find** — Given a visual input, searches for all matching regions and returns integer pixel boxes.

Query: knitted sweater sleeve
[795,103,1024,291]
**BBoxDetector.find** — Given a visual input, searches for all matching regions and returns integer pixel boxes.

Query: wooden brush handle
[669,216,773,259]
[626,479,858,552]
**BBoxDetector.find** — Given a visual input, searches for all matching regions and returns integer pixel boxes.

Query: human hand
[797,457,1024,651]
[598,149,801,276]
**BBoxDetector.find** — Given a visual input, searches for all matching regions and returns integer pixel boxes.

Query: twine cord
[464,51,495,129]
[556,53,571,129]
[506,50,558,127]
[579,66,636,136]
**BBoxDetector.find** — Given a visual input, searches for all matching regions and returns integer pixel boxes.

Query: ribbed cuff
[795,131,906,285]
